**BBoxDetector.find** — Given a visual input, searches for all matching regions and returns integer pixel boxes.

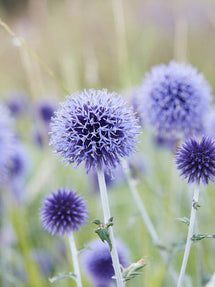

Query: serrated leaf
[48,272,77,283]
[94,226,112,251]
[175,217,190,226]
[92,219,102,225]
[93,217,114,251]
[119,258,147,282]
[192,233,215,241]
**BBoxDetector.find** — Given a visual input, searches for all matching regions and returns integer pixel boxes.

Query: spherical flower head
[50,89,140,172]
[8,142,30,178]
[4,90,29,117]
[140,61,212,139]
[0,104,15,183]
[40,188,88,236]
[80,238,129,287]
[175,136,215,185]
[36,98,56,125]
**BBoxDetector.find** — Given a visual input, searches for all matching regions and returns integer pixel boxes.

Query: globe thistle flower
[50,89,140,172]
[140,61,212,139]
[8,142,30,178]
[80,238,130,287]
[154,135,177,150]
[40,188,88,236]
[0,104,15,183]
[31,249,53,276]
[36,98,56,125]
[175,136,215,185]
[4,90,29,117]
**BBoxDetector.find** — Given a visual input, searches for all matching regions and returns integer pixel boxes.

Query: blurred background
[1,0,215,286]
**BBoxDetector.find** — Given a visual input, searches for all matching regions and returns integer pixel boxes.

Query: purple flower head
[154,135,177,151]
[80,238,129,287]
[8,142,30,178]
[36,98,56,125]
[175,136,215,185]
[0,104,15,183]
[140,61,212,139]
[4,90,29,117]
[50,89,140,172]
[40,188,88,236]
[32,249,53,276]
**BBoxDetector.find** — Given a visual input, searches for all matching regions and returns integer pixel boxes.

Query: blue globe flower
[50,89,140,171]
[175,136,215,185]
[0,104,15,183]
[40,188,88,236]
[36,98,56,125]
[140,61,212,139]
[80,238,129,287]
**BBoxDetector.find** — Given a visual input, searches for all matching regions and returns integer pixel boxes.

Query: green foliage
[93,217,114,251]
[120,258,147,282]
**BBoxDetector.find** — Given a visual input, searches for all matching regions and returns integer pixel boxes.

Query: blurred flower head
[50,89,140,172]
[31,249,53,276]
[175,136,215,185]
[4,90,29,117]
[0,104,15,183]
[8,142,30,178]
[40,188,88,236]
[154,135,177,151]
[80,238,129,287]
[139,61,212,139]
[35,98,56,126]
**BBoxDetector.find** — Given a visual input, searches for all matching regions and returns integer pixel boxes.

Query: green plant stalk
[10,206,44,287]
[122,160,179,283]
[177,185,200,287]
[97,167,124,287]
[67,232,82,287]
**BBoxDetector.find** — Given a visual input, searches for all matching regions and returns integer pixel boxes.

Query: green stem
[96,167,124,287]
[177,185,200,287]
[122,160,179,283]
[67,232,82,287]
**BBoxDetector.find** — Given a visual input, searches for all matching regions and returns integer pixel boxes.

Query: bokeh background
[1,0,215,286]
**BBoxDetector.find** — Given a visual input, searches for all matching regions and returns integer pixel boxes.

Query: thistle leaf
[175,217,190,226]
[119,258,147,282]
[93,217,114,251]
[192,233,215,241]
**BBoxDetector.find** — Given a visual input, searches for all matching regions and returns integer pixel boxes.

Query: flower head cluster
[175,136,215,185]
[80,238,129,287]
[140,61,212,139]
[50,89,140,172]
[0,104,15,183]
[40,188,88,236]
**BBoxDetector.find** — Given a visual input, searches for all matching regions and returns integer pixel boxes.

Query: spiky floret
[175,136,215,185]
[80,239,129,287]
[40,188,88,236]
[140,61,212,139]
[50,89,140,172]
